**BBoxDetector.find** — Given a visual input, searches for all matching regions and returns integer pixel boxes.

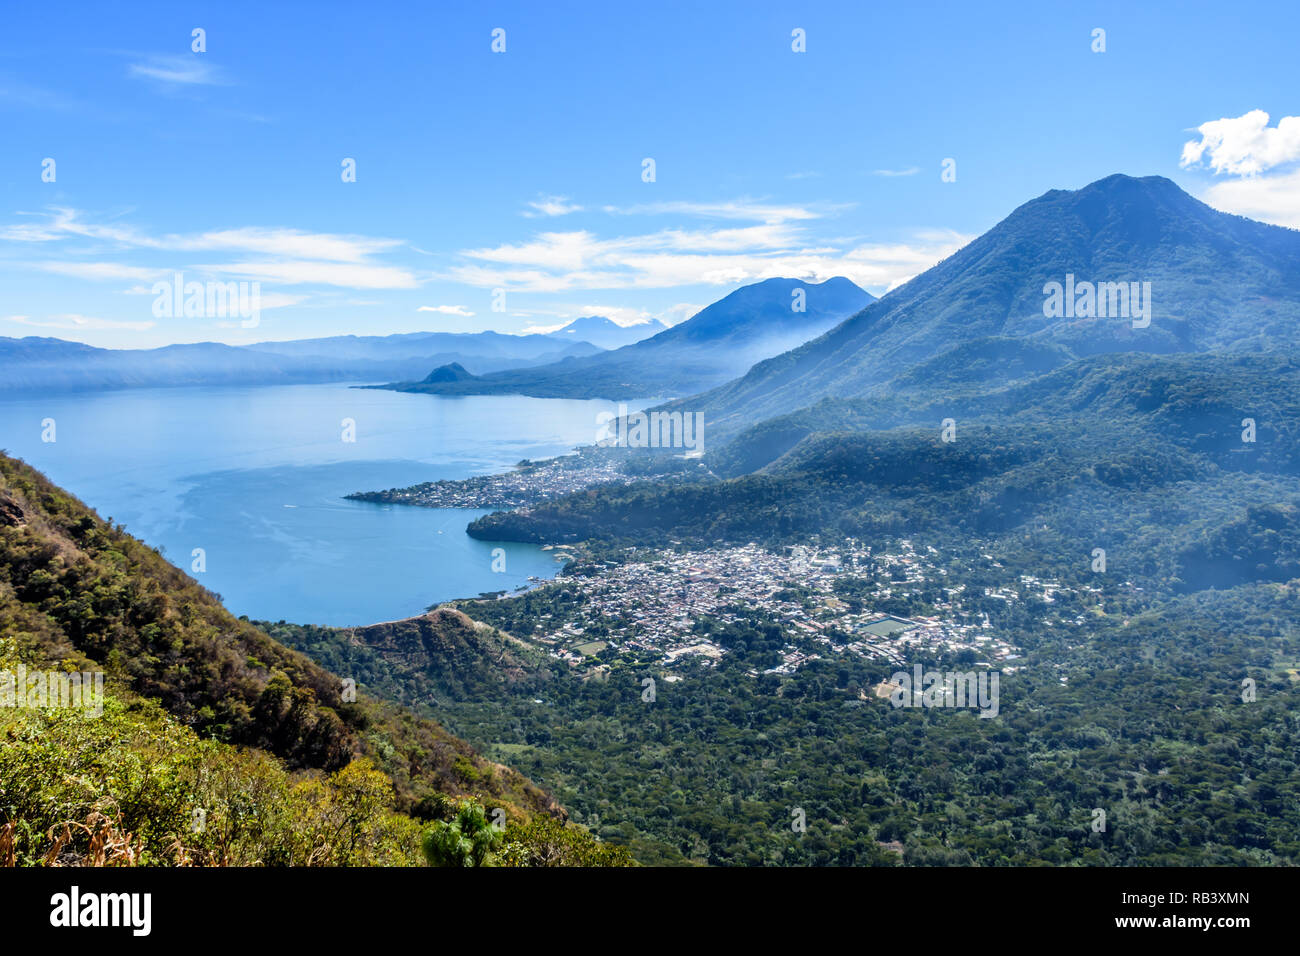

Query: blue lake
[0,384,642,626]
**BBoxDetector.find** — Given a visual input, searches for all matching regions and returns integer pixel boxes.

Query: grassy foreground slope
[0,451,628,866]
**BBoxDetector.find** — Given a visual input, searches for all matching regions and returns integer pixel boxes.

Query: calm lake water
[0,384,642,626]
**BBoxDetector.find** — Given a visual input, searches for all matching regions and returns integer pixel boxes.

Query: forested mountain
[466,350,1300,592]
[378,277,875,399]
[708,351,1300,477]
[660,175,1300,438]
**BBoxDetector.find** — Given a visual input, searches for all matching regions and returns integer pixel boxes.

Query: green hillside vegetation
[241,175,1300,866]
[465,353,1300,598]
[258,608,558,712]
[709,351,1299,477]
[382,347,1300,864]
[0,451,628,866]
[268,559,1300,866]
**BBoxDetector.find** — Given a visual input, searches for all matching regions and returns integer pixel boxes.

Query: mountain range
[0,329,603,393]
[455,175,1300,589]
[659,174,1300,438]
[378,276,875,399]
[548,315,668,350]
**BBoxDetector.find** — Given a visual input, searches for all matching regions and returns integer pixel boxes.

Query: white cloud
[2,210,401,262]
[1199,167,1300,229]
[660,302,705,327]
[603,198,843,224]
[36,261,167,282]
[128,56,225,86]
[418,304,476,316]
[1181,110,1300,176]
[36,257,415,292]
[519,321,569,334]
[5,313,156,331]
[197,260,419,289]
[0,208,87,242]
[3,210,416,294]
[259,293,310,310]
[447,225,973,294]
[523,195,582,217]
[570,305,661,328]
[177,228,401,261]
[454,224,802,279]
[873,167,920,177]
[839,230,973,291]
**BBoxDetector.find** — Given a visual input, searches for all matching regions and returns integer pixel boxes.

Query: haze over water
[0,383,642,626]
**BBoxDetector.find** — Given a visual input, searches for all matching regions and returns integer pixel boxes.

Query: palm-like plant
[421,800,501,867]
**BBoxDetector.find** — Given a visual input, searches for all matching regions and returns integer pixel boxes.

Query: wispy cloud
[128,55,226,87]
[660,302,705,327]
[603,198,845,224]
[447,224,972,294]
[256,293,309,310]
[36,261,167,282]
[4,313,156,331]
[196,260,418,289]
[178,228,401,261]
[523,195,582,217]
[2,210,400,261]
[838,229,974,291]
[449,192,966,293]
[417,304,476,316]
[873,167,920,177]
[4,209,417,290]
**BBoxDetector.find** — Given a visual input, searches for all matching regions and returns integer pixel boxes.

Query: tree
[421,800,501,867]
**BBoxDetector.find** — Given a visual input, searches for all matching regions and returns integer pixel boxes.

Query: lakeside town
[347,449,713,509]
[461,539,1100,678]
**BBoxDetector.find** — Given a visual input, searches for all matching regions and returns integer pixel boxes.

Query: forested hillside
[0,451,629,866]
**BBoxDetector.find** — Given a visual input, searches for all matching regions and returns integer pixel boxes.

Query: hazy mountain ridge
[549,315,667,350]
[0,330,602,394]
[378,277,876,399]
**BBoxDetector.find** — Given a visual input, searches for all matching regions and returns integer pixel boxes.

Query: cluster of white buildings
[512,539,1048,675]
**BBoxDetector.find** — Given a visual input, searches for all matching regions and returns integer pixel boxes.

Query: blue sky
[1,0,1297,348]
